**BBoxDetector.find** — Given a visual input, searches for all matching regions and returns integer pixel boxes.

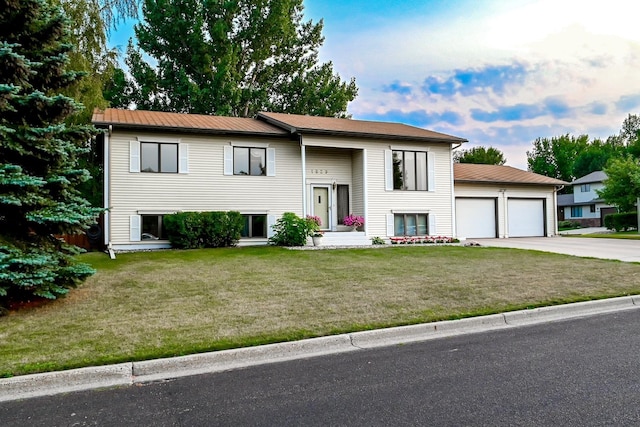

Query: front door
[313,187,330,230]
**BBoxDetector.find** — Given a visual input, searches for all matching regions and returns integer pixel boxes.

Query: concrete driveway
[475,237,640,263]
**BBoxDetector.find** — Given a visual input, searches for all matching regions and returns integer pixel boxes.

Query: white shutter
[223,145,233,175]
[429,213,436,236]
[384,150,393,191]
[427,151,435,191]
[130,141,140,173]
[130,215,141,241]
[386,214,395,236]
[179,144,189,173]
[267,215,276,238]
[266,148,276,176]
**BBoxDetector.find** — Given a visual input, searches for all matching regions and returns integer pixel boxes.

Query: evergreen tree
[123,0,358,117]
[0,0,101,303]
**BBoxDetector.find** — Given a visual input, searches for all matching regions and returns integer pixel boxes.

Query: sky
[108,0,640,170]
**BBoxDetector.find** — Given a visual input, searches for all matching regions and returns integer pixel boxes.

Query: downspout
[104,125,115,259]
[553,184,564,236]
[362,148,368,236]
[450,143,462,238]
[300,135,307,217]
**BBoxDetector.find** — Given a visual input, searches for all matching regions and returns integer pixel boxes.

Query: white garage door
[456,198,497,238]
[508,199,545,237]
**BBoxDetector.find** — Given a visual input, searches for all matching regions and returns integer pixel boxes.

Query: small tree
[454,146,506,165]
[0,0,101,303]
[597,157,640,212]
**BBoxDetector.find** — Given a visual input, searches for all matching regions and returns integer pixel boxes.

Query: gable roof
[454,163,568,186]
[92,109,288,136]
[572,170,607,185]
[257,112,468,143]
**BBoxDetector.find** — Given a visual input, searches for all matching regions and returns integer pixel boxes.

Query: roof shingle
[92,109,288,136]
[454,163,568,185]
[257,112,467,143]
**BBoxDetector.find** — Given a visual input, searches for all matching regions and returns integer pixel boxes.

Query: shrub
[371,236,386,245]
[558,220,581,230]
[164,211,243,249]
[269,212,311,246]
[163,212,204,249]
[604,212,638,232]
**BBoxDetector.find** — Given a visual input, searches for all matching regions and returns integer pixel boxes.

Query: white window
[130,141,188,173]
[224,146,275,176]
[385,150,435,191]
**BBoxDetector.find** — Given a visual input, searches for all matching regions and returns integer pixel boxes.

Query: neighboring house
[557,171,616,227]
[453,164,567,239]
[93,109,468,250]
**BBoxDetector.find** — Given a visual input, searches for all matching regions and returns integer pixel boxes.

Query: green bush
[164,211,243,249]
[163,212,204,248]
[558,220,581,230]
[269,212,311,246]
[604,212,638,232]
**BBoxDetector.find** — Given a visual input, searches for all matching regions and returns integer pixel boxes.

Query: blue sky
[108,0,640,169]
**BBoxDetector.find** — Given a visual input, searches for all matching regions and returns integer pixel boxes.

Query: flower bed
[389,236,459,244]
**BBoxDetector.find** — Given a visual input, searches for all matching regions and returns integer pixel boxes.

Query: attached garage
[455,198,497,238]
[507,198,545,237]
[454,164,567,239]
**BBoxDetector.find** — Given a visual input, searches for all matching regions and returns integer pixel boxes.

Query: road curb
[2,296,639,403]
[0,363,132,403]
[132,334,356,383]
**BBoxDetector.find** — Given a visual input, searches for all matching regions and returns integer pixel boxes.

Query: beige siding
[303,135,455,238]
[454,183,559,237]
[108,131,302,247]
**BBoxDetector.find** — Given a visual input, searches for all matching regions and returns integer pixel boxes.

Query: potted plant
[343,214,364,231]
[306,215,323,246]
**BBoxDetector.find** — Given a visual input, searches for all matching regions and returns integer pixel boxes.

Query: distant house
[557,171,616,227]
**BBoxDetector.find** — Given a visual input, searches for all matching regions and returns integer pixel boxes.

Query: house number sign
[311,169,328,174]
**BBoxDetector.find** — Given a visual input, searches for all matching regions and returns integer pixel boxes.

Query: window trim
[385,149,435,192]
[233,146,267,176]
[241,214,268,238]
[571,206,583,218]
[393,213,430,236]
[141,142,179,173]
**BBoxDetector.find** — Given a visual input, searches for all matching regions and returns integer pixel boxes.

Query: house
[93,109,469,250]
[557,171,616,227]
[92,109,567,250]
[453,163,567,239]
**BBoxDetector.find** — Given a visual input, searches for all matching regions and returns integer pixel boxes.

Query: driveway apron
[475,237,640,263]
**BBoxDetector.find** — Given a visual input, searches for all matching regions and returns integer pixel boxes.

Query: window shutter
[179,144,189,173]
[130,141,140,173]
[130,215,141,241]
[266,148,276,176]
[427,151,435,191]
[429,213,436,235]
[223,145,233,175]
[267,215,276,238]
[386,214,395,236]
[384,150,393,191]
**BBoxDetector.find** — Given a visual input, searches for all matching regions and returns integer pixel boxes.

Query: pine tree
[0,0,102,303]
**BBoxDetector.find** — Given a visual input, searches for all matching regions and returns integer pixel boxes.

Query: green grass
[563,231,640,239]
[2,245,640,377]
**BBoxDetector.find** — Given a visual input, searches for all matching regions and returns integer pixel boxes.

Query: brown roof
[92,109,288,136]
[257,112,468,143]
[454,163,568,186]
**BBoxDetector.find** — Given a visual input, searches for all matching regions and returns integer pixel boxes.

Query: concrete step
[312,231,371,246]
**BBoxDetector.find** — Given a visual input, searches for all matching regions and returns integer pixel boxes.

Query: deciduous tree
[454,146,506,165]
[0,0,101,303]
[122,0,358,117]
[597,157,640,212]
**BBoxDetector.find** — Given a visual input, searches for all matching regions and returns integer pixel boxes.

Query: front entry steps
[315,231,371,246]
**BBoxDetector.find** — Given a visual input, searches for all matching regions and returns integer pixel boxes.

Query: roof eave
[454,179,567,186]
[92,122,288,138]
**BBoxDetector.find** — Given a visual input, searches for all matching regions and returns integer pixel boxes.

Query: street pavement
[476,235,640,262]
[3,309,640,426]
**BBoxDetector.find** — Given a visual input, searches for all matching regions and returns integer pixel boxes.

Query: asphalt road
[3,309,640,426]
[477,236,640,262]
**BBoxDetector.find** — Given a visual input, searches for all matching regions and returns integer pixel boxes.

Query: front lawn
[2,245,640,377]
[564,231,640,239]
